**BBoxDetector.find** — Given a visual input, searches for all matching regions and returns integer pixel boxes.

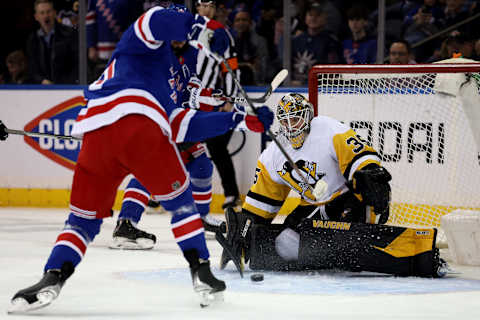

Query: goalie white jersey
[243,115,381,220]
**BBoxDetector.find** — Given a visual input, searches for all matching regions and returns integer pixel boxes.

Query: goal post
[307,63,480,237]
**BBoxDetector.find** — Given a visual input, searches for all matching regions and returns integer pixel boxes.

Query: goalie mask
[276,93,314,149]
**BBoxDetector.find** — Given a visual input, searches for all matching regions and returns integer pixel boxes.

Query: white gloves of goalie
[313,179,328,202]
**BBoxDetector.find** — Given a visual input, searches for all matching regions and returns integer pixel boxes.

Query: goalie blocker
[247,218,443,277]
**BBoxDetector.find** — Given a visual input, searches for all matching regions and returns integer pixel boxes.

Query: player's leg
[110,177,156,250]
[9,125,128,313]
[185,145,226,233]
[126,117,225,306]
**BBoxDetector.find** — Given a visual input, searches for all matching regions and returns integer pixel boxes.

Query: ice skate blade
[7,291,56,314]
[109,237,154,250]
[197,290,224,308]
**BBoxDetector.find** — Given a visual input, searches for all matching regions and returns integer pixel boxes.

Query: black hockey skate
[185,249,226,307]
[433,249,455,278]
[202,214,227,234]
[109,219,156,250]
[8,262,74,314]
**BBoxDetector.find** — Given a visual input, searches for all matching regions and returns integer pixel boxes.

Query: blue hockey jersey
[73,7,240,143]
[86,0,142,60]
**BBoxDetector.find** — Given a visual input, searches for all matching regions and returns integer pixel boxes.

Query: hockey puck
[250,273,264,282]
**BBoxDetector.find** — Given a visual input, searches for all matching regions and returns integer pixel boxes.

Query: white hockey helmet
[276,93,314,149]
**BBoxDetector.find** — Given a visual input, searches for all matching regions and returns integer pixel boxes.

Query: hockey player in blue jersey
[8,6,273,313]
[109,7,236,250]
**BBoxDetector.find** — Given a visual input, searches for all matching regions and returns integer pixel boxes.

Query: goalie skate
[8,262,74,314]
[109,219,156,250]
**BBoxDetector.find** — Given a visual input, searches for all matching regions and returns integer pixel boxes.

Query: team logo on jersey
[277,159,325,201]
[23,96,86,170]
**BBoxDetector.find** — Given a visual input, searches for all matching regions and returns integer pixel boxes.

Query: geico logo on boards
[23,96,86,170]
[38,119,78,150]
[312,220,351,230]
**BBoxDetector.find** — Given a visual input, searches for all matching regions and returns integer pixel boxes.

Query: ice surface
[1,208,480,320]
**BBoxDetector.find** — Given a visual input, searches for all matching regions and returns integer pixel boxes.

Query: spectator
[439,33,475,60]
[342,5,377,64]
[58,0,79,28]
[87,0,143,81]
[315,0,343,37]
[2,50,34,84]
[388,40,416,64]
[474,38,480,60]
[291,2,342,85]
[26,0,78,84]
[255,2,282,81]
[444,0,470,27]
[403,0,445,62]
[214,2,231,26]
[232,9,269,85]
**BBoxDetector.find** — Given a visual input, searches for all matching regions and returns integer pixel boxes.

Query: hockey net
[308,63,480,245]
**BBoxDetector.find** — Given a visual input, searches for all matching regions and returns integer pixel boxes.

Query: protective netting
[309,66,480,238]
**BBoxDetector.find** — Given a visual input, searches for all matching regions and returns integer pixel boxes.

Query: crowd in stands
[2,0,480,86]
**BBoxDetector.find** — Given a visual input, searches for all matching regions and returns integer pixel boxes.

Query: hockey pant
[249,219,440,277]
[44,115,209,272]
[118,142,213,222]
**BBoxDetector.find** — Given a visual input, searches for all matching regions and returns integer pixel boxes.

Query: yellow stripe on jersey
[242,160,291,220]
[332,129,380,180]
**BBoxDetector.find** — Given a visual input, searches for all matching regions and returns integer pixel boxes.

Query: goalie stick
[215,231,244,278]
[0,120,81,141]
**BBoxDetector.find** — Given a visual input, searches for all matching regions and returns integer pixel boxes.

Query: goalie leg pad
[249,220,440,277]
[298,220,439,277]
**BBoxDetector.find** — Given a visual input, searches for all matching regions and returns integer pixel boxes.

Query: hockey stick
[0,120,81,141]
[189,41,315,195]
[215,231,244,278]
[212,69,289,106]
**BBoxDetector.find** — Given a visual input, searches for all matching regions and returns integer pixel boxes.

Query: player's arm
[169,105,273,143]
[134,7,194,49]
[333,128,391,223]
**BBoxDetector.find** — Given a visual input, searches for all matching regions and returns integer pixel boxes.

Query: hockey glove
[232,105,274,133]
[182,76,226,112]
[352,166,392,224]
[0,120,8,141]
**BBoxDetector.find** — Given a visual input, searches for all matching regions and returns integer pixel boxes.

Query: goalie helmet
[276,93,314,149]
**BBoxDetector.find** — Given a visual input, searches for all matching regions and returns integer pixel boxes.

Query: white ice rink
[2,208,480,320]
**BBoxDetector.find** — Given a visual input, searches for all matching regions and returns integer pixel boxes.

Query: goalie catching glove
[351,165,392,224]
[182,76,226,111]
[232,105,274,133]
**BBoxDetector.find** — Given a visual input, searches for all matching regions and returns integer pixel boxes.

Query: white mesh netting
[309,65,480,244]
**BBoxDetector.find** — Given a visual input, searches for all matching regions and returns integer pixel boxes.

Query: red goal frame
[308,64,480,116]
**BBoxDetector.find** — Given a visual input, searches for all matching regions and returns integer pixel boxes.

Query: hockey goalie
[219,93,449,278]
